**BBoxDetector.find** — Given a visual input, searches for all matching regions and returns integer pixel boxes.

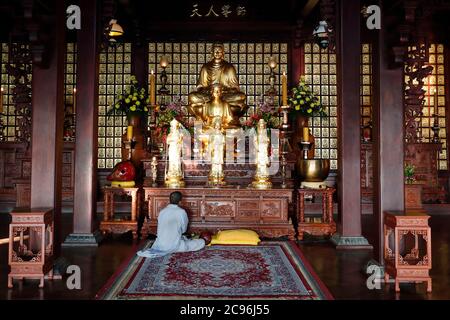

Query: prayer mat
[96,241,333,300]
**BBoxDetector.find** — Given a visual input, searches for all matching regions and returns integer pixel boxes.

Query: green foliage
[404,163,416,184]
[109,75,149,118]
[289,76,327,117]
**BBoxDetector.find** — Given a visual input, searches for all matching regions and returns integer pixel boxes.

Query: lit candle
[160,56,169,68]
[127,125,133,141]
[303,127,310,142]
[434,88,438,116]
[282,71,288,106]
[150,70,156,105]
[73,87,77,114]
[0,87,3,113]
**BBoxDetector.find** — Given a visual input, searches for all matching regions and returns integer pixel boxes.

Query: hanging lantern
[313,20,330,49]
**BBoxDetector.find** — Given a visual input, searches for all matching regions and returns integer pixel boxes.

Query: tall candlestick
[282,71,288,106]
[127,125,133,141]
[0,87,3,113]
[73,87,77,114]
[150,70,156,105]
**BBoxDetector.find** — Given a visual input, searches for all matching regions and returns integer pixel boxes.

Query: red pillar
[63,0,101,246]
[371,13,405,264]
[30,0,65,256]
[332,0,372,249]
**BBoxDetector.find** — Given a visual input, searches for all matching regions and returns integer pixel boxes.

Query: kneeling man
[137,191,205,258]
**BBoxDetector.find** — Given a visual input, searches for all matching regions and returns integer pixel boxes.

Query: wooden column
[63,0,100,246]
[290,45,304,86]
[131,44,149,89]
[371,17,405,263]
[332,0,371,249]
[29,1,65,256]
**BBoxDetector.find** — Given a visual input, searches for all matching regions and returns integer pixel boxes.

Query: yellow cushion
[111,181,135,187]
[210,229,261,246]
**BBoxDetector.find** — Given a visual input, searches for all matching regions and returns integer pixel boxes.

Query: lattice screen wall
[97,44,132,169]
[361,43,373,128]
[304,43,338,170]
[148,42,288,123]
[421,44,447,170]
[64,43,77,139]
[0,43,23,141]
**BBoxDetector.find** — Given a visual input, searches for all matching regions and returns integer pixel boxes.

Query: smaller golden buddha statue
[204,84,236,129]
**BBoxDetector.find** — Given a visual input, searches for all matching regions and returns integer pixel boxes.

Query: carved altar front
[141,187,295,240]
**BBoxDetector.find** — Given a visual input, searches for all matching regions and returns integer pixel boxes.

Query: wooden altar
[142,159,296,188]
[141,187,295,240]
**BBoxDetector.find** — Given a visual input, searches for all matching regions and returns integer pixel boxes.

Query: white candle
[73,87,77,114]
[0,87,3,113]
[434,88,438,116]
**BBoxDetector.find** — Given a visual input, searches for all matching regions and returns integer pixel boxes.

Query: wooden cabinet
[405,143,446,203]
[0,142,75,208]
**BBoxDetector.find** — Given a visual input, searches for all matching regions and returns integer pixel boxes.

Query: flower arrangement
[243,96,280,130]
[404,164,416,184]
[155,96,190,142]
[110,75,149,118]
[288,76,326,117]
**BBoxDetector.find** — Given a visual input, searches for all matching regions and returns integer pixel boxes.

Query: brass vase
[297,159,330,182]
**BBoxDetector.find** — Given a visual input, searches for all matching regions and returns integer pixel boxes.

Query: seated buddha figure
[204,84,236,129]
[188,43,247,128]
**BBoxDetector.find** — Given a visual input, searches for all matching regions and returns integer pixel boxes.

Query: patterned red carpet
[96,241,333,300]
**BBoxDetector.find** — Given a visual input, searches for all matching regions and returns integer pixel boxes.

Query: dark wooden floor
[0,210,449,300]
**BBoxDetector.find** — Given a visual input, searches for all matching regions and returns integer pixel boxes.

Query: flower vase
[122,114,148,172]
[404,183,424,212]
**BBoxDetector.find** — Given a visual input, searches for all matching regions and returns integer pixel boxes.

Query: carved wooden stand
[384,211,432,292]
[8,208,54,288]
[141,187,295,240]
[100,187,141,240]
[297,188,336,240]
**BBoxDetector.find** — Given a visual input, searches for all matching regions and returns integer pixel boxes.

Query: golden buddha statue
[188,43,247,128]
[204,84,234,129]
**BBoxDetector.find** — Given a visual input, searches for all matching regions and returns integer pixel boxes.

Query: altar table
[99,187,141,240]
[141,187,295,240]
[297,187,336,240]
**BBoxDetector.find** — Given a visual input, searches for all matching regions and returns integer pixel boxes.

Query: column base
[331,233,373,250]
[62,231,102,247]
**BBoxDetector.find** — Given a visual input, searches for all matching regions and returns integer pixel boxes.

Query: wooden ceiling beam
[301,0,320,17]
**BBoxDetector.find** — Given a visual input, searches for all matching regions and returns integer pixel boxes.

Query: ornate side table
[100,187,141,240]
[8,208,54,288]
[384,211,432,292]
[297,188,336,240]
